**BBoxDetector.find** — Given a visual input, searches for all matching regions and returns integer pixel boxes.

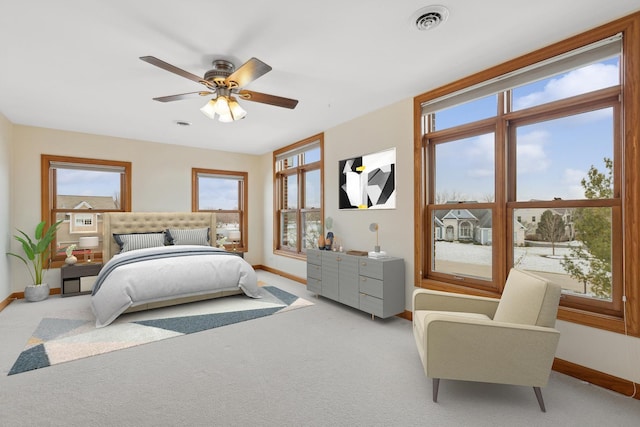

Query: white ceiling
[1,1,638,155]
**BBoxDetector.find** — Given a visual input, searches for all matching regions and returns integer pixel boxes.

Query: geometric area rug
[8,284,313,376]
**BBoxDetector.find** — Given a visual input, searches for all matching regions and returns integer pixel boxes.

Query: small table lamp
[369,223,380,252]
[78,236,99,263]
[227,230,241,252]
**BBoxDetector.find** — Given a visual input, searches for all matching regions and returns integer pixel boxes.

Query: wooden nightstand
[61,263,102,297]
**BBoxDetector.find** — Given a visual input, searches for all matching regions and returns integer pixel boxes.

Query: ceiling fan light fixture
[228,97,247,120]
[218,112,234,123]
[200,95,247,122]
[200,99,218,119]
[213,95,231,115]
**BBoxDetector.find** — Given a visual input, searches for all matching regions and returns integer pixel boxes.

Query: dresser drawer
[307,277,322,294]
[307,250,323,266]
[307,263,322,280]
[61,263,102,279]
[359,293,383,318]
[359,276,383,299]
[358,258,383,280]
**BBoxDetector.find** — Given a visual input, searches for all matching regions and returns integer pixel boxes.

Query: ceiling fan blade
[226,58,272,88]
[152,91,214,103]
[239,90,299,109]
[140,56,204,84]
[238,90,298,110]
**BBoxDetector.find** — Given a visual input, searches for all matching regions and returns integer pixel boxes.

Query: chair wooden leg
[533,387,546,412]
[433,378,440,403]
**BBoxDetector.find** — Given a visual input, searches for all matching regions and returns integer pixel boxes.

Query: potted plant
[7,220,62,302]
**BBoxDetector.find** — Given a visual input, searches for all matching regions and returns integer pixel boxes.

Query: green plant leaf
[7,220,63,285]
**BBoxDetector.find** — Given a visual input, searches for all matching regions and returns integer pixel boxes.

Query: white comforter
[90,245,260,327]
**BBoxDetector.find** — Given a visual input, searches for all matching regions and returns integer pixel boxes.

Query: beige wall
[260,99,414,286]
[0,113,12,299]
[9,125,264,290]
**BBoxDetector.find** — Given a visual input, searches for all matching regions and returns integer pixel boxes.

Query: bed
[90,212,260,327]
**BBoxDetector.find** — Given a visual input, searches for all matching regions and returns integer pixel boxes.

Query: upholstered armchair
[412,268,561,412]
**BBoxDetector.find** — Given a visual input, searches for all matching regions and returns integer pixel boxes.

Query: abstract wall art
[339,148,396,210]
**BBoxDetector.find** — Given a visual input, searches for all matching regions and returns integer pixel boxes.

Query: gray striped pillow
[113,232,166,253]
[166,227,210,246]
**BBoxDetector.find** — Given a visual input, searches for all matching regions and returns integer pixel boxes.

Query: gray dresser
[306,249,405,318]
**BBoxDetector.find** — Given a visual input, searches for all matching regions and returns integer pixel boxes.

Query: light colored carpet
[8,284,312,375]
[1,271,639,426]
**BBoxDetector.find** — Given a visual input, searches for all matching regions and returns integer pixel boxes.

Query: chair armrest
[423,313,561,387]
[413,288,499,318]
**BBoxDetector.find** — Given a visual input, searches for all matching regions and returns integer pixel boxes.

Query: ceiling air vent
[411,5,449,31]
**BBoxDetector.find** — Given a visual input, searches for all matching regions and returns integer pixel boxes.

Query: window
[416,18,640,337]
[274,134,323,258]
[192,168,247,252]
[41,155,131,267]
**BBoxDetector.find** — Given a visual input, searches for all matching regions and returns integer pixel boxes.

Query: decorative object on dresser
[61,262,103,297]
[346,250,368,256]
[369,222,380,252]
[306,248,404,319]
[7,220,63,302]
[324,216,334,250]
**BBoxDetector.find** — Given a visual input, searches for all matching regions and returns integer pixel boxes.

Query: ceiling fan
[140,56,299,122]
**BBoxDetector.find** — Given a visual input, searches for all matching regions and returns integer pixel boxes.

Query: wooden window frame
[273,133,324,260]
[41,154,132,268]
[192,168,248,253]
[413,12,640,336]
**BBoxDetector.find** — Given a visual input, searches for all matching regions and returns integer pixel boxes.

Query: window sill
[274,249,307,261]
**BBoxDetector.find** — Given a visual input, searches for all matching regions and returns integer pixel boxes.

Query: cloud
[514,62,618,110]
[466,133,495,178]
[564,168,587,199]
[516,130,551,173]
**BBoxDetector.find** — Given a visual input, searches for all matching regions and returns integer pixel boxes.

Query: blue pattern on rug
[8,344,49,376]
[8,285,312,376]
[134,306,283,334]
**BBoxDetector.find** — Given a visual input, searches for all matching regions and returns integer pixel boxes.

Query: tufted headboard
[102,212,217,262]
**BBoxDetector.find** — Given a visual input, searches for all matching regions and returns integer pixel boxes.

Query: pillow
[166,227,210,246]
[113,232,166,253]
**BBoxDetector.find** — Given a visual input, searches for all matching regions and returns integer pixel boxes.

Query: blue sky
[57,169,120,197]
[198,177,240,210]
[435,58,618,202]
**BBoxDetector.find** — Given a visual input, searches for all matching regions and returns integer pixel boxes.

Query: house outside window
[42,155,131,267]
[192,168,247,252]
[415,24,639,336]
[274,134,323,258]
